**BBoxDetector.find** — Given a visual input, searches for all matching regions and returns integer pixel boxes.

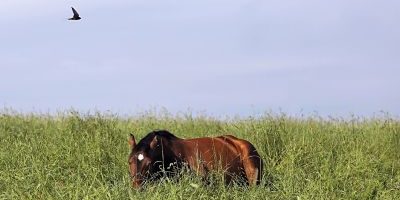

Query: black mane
[136,130,178,148]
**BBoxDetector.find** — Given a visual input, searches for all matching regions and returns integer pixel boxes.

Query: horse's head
[128,133,163,188]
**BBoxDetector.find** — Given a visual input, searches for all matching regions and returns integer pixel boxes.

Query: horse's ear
[150,135,159,149]
[128,134,136,149]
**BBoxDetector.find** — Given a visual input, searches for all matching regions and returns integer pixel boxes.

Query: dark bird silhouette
[68,7,81,20]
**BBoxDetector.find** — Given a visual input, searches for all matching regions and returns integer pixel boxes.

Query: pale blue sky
[1,0,399,117]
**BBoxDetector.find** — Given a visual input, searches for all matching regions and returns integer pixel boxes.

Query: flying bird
[68,7,81,20]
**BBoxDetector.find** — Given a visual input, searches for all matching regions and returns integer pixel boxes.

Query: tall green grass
[0,110,399,199]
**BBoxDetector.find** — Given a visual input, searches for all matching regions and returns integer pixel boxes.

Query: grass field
[0,110,399,199]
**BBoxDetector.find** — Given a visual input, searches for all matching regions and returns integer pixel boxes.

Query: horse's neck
[162,139,185,160]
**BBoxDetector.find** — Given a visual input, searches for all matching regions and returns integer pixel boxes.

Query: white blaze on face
[138,153,144,161]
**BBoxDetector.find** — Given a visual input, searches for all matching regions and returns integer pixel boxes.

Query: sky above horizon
[1,0,399,117]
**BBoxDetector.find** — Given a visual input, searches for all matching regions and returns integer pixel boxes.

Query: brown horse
[128,130,263,188]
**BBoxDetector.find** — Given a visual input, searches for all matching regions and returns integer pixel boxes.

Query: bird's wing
[71,7,80,17]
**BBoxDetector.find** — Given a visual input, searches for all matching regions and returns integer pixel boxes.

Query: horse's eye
[138,154,144,161]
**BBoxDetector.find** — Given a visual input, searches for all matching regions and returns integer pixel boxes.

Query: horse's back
[182,137,241,165]
[181,134,263,185]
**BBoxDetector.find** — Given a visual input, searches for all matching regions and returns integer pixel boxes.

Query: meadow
[0,109,399,199]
